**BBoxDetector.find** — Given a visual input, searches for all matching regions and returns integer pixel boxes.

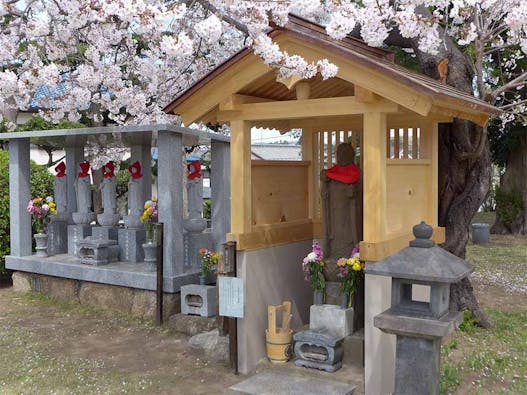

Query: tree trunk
[492,134,527,235]
[413,41,494,328]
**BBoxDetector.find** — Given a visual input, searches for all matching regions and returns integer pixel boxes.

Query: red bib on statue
[325,163,360,184]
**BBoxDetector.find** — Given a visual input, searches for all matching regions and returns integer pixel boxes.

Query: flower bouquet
[302,241,326,304]
[27,196,57,234]
[336,244,364,308]
[140,197,158,242]
[198,248,221,284]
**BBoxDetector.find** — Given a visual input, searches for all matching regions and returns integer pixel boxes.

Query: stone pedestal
[181,284,216,317]
[48,220,68,255]
[92,226,119,241]
[68,224,92,256]
[184,231,213,271]
[310,304,354,338]
[143,242,157,272]
[293,329,344,372]
[394,336,441,395]
[78,238,120,266]
[118,228,146,262]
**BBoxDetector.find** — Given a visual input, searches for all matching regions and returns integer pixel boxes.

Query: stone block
[118,228,146,263]
[293,329,344,373]
[181,284,216,317]
[183,231,213,271]
[310,304,354,338]
[78,238,119,266]
[189,329,229,362]
[12,271,32,292]
[47,220,68,255]
[79,282,134,313]
[39,276,79,302]
[168,313,217,336]
[68,224,92,256]
[92,226,119,241]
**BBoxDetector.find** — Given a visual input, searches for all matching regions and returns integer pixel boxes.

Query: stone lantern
[366,221,473,395]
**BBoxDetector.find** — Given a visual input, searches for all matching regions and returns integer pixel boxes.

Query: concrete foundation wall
[365,273,395,395]
[237,240,313,374]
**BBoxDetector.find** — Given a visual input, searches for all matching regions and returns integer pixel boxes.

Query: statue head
[336,143,355,166]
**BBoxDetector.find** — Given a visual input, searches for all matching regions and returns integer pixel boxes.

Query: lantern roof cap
[365,222,473,283]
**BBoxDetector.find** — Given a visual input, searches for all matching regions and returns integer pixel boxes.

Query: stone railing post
[158,131,184,276]
[9,138,32,257]
[64,138,85,224]
[211,140,231,251]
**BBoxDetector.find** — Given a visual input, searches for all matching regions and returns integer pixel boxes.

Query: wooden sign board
[218,276,244,318]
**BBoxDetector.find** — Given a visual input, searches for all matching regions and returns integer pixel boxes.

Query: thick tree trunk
[413,41,494,328]
[492,134,527,235]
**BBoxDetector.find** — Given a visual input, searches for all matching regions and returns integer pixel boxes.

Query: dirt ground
[0,282,242,394]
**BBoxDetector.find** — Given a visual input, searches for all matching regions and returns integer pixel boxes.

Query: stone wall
[12,271,180,320]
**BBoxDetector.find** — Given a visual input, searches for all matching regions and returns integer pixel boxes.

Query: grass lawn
[440,227,527,395]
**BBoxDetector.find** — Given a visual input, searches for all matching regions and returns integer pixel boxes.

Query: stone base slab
[310,304,354,338]
[11,271,181,320]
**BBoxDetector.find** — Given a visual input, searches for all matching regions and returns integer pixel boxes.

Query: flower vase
[340,292,349,309]
[34,233,48,257]
[142,242,157,272]
[313,290,324,305]
[199,275,206,286]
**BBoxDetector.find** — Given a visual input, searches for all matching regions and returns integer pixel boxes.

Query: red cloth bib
[325,163,360,184]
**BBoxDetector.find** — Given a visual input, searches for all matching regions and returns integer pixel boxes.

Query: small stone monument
[68,161,94,255]
[78,237,119,266]
[94,161,119,240]
[118,161,146,262]
[366,222,473,395]
[183,160,211,271]
[180,284,216,317]
[48,161,68,255]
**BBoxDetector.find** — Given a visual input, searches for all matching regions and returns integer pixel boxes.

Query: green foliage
[0,150,54,273]
[488,119,527,168]
[203,198,211,220]
[116,160,131,199]
[16,116,85,132]
[495,187,524,226]
[440,363,462,394]
[459,309,478,332]
[390,46,421,72]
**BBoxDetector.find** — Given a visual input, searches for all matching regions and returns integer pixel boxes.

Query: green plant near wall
[495,187,524,226]
[0,150,54,274]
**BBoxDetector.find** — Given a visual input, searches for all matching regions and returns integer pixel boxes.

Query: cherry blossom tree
[1,0,526,325]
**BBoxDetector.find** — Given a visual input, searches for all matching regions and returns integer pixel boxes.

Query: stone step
[167,313,218,336]
[230,371,355,395]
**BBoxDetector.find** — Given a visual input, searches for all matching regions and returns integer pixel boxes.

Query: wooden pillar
[230,121,252,235]
[9,138,32,257]
[421,122,439,225]
[301,125,315,220]
[362,112,387,242]
[158,131,184,276]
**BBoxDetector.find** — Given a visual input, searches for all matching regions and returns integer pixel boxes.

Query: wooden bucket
[266,301,293,363]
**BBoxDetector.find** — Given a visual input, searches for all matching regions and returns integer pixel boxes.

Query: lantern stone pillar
[211,140,230,251]
[158,131,184,277]
[9,138,31,257]
[64,140,85,224]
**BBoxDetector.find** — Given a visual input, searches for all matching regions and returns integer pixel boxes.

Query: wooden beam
[363,112,388,243]
[220,94,275,111]
[217,96,399,122]
[430,104,489,126]
[230,120,252,234]
[302,125,315,220]
[276,74,304,90]
[295,82,311,100]
[360,227,445,261]
[355,85,376,102]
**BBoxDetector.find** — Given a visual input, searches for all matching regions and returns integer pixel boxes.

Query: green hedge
[0,150,54,273]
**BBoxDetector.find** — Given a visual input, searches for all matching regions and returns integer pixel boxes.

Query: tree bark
[412,38,494,328]
[492,134,527,235]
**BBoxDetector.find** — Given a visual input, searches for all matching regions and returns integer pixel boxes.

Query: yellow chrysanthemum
[352,261,362,271]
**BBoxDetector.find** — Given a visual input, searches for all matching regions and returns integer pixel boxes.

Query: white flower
[307,252,317,262]
[45,196,54,203]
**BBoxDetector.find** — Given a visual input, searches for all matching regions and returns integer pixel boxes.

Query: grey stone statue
[97,176,120,226]
[123,177,143,229]
[320,143,363,281]
[72,164,96,225]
